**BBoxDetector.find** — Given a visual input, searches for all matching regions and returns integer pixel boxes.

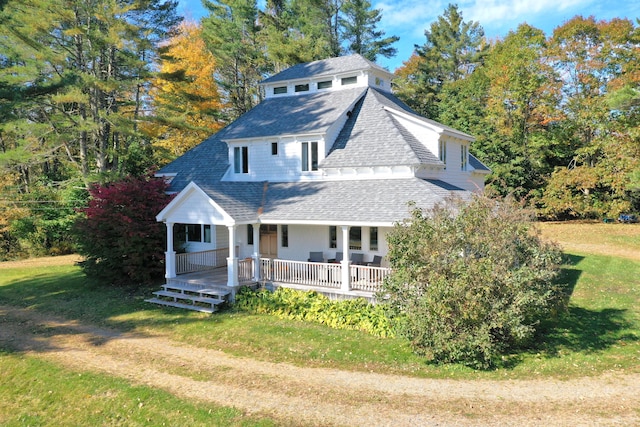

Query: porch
[169,249,391,301]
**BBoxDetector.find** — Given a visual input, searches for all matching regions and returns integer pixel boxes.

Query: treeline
[0,1,638,260]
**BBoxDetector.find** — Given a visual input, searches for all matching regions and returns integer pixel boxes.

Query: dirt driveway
[1,305,638,426]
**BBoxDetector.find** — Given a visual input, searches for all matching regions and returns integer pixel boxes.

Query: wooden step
[145,298,217,313]
[162,283,231,299]
[152,290,225,306]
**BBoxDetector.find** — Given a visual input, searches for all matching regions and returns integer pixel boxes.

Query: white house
[150,54,489,311]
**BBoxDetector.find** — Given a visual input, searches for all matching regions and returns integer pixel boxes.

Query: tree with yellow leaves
[147,22,226,163]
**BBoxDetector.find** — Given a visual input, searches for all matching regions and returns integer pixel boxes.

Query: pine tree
[340,0,398,61]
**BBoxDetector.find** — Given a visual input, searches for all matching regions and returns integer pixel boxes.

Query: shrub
[381,194,565,369]
[235,287,394,337]
[73,173,172,286]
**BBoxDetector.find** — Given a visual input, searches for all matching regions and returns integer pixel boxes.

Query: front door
[259,224,278,258]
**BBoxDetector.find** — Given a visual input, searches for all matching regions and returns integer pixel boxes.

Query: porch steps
[145,282,231,313]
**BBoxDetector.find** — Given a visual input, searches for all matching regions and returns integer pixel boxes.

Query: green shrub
[235,287,394,337]
[382,194,565,369]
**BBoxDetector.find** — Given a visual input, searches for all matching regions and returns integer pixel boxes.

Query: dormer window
[295,84,309,92]
[318,80,332,90]
[301,141,318,171]
[234,146,248,174]
[341,76,357,85]
[273,86,287,95]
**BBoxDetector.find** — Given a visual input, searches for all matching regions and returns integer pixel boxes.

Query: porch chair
[367,255,382,267]
[329,251,343,263]
[308,251,324,262]
[350,253,365,265]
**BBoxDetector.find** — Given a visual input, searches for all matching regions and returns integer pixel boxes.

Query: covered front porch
[170,249,391,300]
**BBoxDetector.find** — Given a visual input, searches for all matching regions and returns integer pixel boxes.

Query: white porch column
[227,225,239,287]
[165,222,176,279]
[252,224,261,281]
[341,225,350,292]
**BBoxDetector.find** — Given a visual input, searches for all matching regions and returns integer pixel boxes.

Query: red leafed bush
[74,174,173,286]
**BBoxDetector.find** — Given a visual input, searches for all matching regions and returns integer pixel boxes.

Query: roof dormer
[261,54,394,99]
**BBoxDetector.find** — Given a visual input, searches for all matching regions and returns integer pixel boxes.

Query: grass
[0,351,276,427]
[0,222,639,382]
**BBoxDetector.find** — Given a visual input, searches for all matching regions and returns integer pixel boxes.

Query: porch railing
[176,248,229,275]
[238,258,254,283]
[350,265,391,292]
[260,258,389,292]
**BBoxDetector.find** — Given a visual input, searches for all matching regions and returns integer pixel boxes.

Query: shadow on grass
[0,267,228,354]
[532,253,638,357]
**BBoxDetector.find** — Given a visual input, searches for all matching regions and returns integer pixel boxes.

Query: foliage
[235,286,394,337]
[202,0,267,119]
[382,194,565,369]
[0,0,181,180]
[147,21,226,163]
[536,16,640,218]
[339,0,399,61]
[407,3,486,119]
[73,173,173,286]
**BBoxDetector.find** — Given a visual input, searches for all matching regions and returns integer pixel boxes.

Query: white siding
[163,188,227,224]
[227,137,327,182]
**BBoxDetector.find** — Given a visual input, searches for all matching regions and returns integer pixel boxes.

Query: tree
[539,17,640,218]
[480,24,563,199]
[339,0,398,61]
[74,174,173,286]
[410,3,486,118]
[147,21,226,162]
[382,195,564,369]
[202,0,267,119]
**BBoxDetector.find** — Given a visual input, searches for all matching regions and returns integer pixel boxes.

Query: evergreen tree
[411,3,486,119]
[340,0,398,61]
[202,0,267,119]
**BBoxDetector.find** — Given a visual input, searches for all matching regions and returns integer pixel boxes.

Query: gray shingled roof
[159,134,229,191]
[189,178,469,225]
[469,154,490,172]
[321,88,442,168]
[259,178,469,224]
[221,87,365,140]
[261,54,391,84]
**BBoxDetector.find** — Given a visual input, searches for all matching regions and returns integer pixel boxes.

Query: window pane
[242,146,249,173]
[204,225,211,243]
[271,142,278,156]
[329,226,337,249]
[247,224,253,245]
[318,80,332,89]
[370,227,378,251]
[341,76,357,85]
[349,226,361,250]
[186,224,201,242]
[311,142,318,171]
[274,86,287,94]
[281,225,288,247]
[294,83,309,92]
[234,147,241,173]
[301,142,309,171]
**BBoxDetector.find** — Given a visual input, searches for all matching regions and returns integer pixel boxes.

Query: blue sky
[177,0,640,71]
